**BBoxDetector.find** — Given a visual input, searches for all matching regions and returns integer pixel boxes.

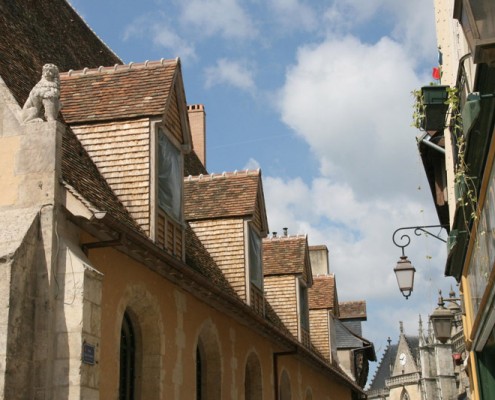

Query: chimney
[187,104,206,168]
[283,227,288,237]
[309,245,330,275]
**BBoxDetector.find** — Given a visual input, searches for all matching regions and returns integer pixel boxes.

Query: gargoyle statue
[22,63,61,123]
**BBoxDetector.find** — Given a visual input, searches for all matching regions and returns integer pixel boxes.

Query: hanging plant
[448,86,478,223]
[411,85,449,131]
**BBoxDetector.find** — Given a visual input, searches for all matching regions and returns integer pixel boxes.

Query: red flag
[432,67,441,80]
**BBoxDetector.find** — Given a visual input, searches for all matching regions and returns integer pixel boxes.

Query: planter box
[421,85,449,132]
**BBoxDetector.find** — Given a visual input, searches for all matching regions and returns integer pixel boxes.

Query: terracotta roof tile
[184,150,208,176]
[308,275,336,310]
[183,170,260,220]
[339,301,367,320]
[0,0,121,106]
[60,60,177,124]
[263,236,308,276]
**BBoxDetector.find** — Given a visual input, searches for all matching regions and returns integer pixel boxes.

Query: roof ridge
[263,234,307,241]
[185,169,261,181]
[60,58,178,77]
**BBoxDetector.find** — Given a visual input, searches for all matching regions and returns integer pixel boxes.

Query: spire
[400,321,404,335]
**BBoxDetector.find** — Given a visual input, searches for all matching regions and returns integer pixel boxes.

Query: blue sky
[70,0,458,382]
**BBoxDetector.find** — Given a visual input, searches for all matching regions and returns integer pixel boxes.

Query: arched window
[196,322,221,399]
[279,370,291,400]
[400,388,410,400]
[119,311,136,400]
[245,352,262,400]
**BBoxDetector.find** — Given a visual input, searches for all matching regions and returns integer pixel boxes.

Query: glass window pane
[157,128,182,220]
[249,227,262,288]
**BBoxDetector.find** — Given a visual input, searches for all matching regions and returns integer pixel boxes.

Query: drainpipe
[273,349,297,400]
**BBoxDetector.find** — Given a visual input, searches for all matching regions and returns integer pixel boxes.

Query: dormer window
[299,280,310,346]
[247,223,264,315]
[248,225,262,289]
[157,127,182,221]
[153,124,184,258]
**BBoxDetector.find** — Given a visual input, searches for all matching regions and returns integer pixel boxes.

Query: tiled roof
[339,300,367,320]
[367,343,398,391]
[184,150,208,176]
[308,275,336,310]
[60,60,178,124]
[263,235,309,276]
[0,0,121,106]
[61,127,143,233]
[183,170,261,220]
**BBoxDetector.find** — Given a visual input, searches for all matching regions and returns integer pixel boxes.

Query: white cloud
[323,0,437,64]
[263,175,449,301]
[278,35,427,200]
[204,58,256,93]
[123,15,196,61]
[179,0,257,40]
[267,0,318,32]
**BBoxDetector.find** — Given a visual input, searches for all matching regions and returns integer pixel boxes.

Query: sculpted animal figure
[22,63,61,123]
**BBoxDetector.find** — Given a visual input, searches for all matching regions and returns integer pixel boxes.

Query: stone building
[0,0,375,398]
[367,316,468,400]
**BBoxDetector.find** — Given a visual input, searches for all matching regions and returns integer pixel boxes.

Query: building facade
[0,0,375,398]
[414,1,495,398]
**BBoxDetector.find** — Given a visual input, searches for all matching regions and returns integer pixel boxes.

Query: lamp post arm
[392,224,449,256]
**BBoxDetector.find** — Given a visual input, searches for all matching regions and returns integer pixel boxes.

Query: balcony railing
[385,372,421,388]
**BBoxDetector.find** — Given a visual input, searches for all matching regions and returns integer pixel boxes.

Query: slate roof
[368,343,398,391]
[183,170,261,221]
[308,275,337,310]
[263,235,309,276]
[60,60,178,124]
[339,300,367,320]
[0,0,121,106]
[335,318,369,349]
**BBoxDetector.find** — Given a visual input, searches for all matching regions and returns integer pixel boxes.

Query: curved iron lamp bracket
[392,224,449,256]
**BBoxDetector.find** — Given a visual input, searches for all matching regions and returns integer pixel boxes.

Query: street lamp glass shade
[394,256,416,299]
[431,306,454,343]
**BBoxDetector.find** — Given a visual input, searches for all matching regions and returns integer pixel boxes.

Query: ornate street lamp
[430,290,461,343]
[392,225,448,299]
[394,256,415,300]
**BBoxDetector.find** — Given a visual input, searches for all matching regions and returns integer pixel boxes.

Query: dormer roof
[308,275,338,312]
[339,300,367,320]
[263,235,313,286]
[183,170,268,234]
[60,59,180,124]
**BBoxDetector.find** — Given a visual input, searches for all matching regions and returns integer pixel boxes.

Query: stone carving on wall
[22,63,61,123]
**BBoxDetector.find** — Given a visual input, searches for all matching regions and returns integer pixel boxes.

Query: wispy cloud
[204,58,256,94]
[178,0,257,40]
[123,14,196,61]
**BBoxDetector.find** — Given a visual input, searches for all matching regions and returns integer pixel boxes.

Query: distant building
[367,315,468,400]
